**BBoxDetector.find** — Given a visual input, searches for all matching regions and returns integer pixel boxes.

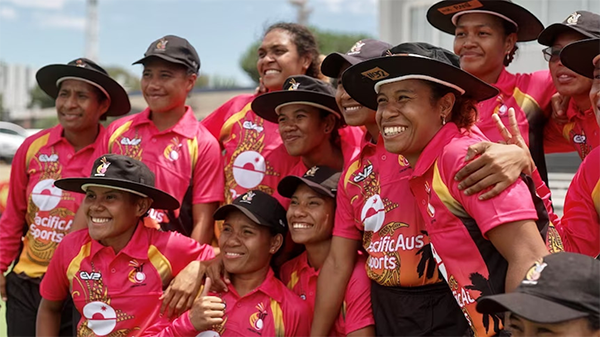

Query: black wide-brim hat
[36,58,131,117]
[476,292,590,324]
[538,11,600,46]
[252,75,341,124]
[560,38,600,79]
[54,154,179,210]
[342,45,498,111]
[427,0,543,42]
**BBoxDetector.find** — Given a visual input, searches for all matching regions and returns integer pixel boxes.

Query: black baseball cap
[321,39,392,78]
[341,42,498,111]
[54,154,180,210]
[36,58,131,117]
[278,166,341,199]
[213,190,288,234]
[133,35,200,74]
[538,11,600,46]
[252,75,341,124]
[427,0,544,42]
[560,38,600,79]
[477,252,600,324]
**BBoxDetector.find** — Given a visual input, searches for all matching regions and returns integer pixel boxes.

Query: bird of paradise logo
[95,157,111,176]
[249,303,268,331]
[128,259,146,284]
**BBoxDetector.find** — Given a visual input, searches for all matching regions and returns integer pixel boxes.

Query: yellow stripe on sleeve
[66,242,92,291]
[26,133,50,169]
[512,87,542,118]
[270,298,285,337]
[592,179,600,216]
[187,137,199,172]
[108,120,133,152]
[343,159,362,190]
[286,271,299,291]
[148,245,173,288]
[432,160,469,218]
[219,102,252,142]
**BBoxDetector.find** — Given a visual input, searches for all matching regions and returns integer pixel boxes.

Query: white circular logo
[31,179,62,211]
[196,331,221,337]
[83,301,117,336]
[361,194,385,232]
[232,151,266,189]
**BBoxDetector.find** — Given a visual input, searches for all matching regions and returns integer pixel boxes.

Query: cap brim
[427,0,544,42]
[476,292,590,324]
[321,53,359,78]
[133,54,193,71]
[36,64,131,117]
[341,55,499,111]
[538,23,597,46]
[54,177,180,210]
[251,90,341,123]
[213,204,285,233]
[560,38,600,79]
[277,176,335,199]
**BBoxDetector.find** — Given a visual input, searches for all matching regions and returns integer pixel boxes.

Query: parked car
[0,121,29,163]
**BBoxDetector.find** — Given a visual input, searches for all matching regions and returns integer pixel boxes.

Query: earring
[441,115,446,126]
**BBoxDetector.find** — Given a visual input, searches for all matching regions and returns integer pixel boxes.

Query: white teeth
[344,105,362,112]
[91,217,110,223]
[292,223,313,229]
[383,126,406,136]
[225,252,242,257]
[265,70,280,75]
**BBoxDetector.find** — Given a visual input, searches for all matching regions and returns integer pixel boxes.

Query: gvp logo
[80,271,102,280]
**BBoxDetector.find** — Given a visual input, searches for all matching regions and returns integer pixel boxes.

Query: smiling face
[376,79,452,165]
[82,186,151,252]
[55,79,108,133]
[277,104,334,157]
[591,59,600,126]
[549,32,593,100]
[454,13,516,82]
[257,29,311,92]
[336,63,376,127]
[507,313,599,337]
[219,211,282,277]
[287,183,335,245]
[141,58,196,114]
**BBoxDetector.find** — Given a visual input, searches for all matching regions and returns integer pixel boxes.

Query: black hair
[318,109,342,149]
[500,18,519,66]
[264,22,320,79]
[588,315,600,331]
[425,81,479,129]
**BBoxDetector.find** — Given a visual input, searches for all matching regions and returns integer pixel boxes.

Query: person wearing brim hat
[0,57,131,336]
[541,11,600,160]
[551,38,600,258]
[476,252,600,337]
[426,0,561,205]
[36,154,215,336]
[277,165,375,336]
[153,190,312,336]
[342,42,553,336]
[90,35,224,246]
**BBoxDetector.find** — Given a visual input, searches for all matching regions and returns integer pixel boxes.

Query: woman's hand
[189,278,226,332]
[160,260,206,319]
[550,93,570,125]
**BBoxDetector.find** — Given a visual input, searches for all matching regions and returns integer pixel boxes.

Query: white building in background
[379,0,600,74]
[0,63,38,120]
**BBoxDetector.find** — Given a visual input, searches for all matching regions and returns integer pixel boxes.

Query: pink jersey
[97,106,224,227]
[559,147,600,257]
[0,125,105,277]
[279,251,374,336]
[40,225,214,336]
[544,100,599,159]
[146,268,312,337]
[201,94,300,204]
[408,123,549,337]
[334,140,443,287]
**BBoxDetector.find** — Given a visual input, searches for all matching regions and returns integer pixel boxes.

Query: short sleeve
[342,255,375,334]
[39,236,72,301]
[192,128,224,204]
[164,231,215,276]
[333,173,363,241]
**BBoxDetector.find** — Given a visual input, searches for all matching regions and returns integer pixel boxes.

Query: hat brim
[54,177,180,210]
[560,38,600,79]
[277,176,335,199]
[476,292,590,324]
[251,90,342,124]
[133,54,194,72]
[213,204,286,234]
[538,23,598,46]
[341,55,498,111]
[321,53,362,78]
[427,0,544,42]
[36,64,131,117]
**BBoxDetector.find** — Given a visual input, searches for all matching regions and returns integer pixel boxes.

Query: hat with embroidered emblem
[133,35,200,74]
[278,165,341,199]
[213,190,288,234]
[321,39,393,78]
[538,11,600,46]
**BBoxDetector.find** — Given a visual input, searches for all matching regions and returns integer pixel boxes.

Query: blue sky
[0,0,378,86]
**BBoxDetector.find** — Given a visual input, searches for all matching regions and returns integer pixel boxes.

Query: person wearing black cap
[342,42,552,336]
[427,0,560,201]
[0,58,131,336]
[93,35,224,245]
[36,154,214,336]
[277,166,375,336]
[541,11,600,160]
[477,252,600,336]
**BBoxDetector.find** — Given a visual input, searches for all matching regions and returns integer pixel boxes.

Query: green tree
[28,85,55,109]
[239,27,371,84]
[106,66,140,92]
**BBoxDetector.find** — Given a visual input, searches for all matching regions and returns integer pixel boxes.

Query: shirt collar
[226,268,284,303]
[411,123,461,177]
[492,67,514,97]
[89,222,150,260]
[566,99,594,120]
[47,124,107,151]
[131,106,198,138]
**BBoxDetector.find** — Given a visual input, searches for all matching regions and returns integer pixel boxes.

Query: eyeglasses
[542,47,562,63]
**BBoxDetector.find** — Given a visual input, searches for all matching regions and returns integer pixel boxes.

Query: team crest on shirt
[249,303,268,332]
[567,12,581,25]
[95,157,111,176]
[242,121,264,133]
[120,137,142,146]
[39,154,59,162]
[128,259,146,285]
[522,259,548,285]
[163,137,183,162]
[353,164,373,183]
[573,134,586,144]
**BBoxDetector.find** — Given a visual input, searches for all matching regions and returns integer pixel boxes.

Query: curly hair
[426,81,479,129]
[264,22,321,79]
